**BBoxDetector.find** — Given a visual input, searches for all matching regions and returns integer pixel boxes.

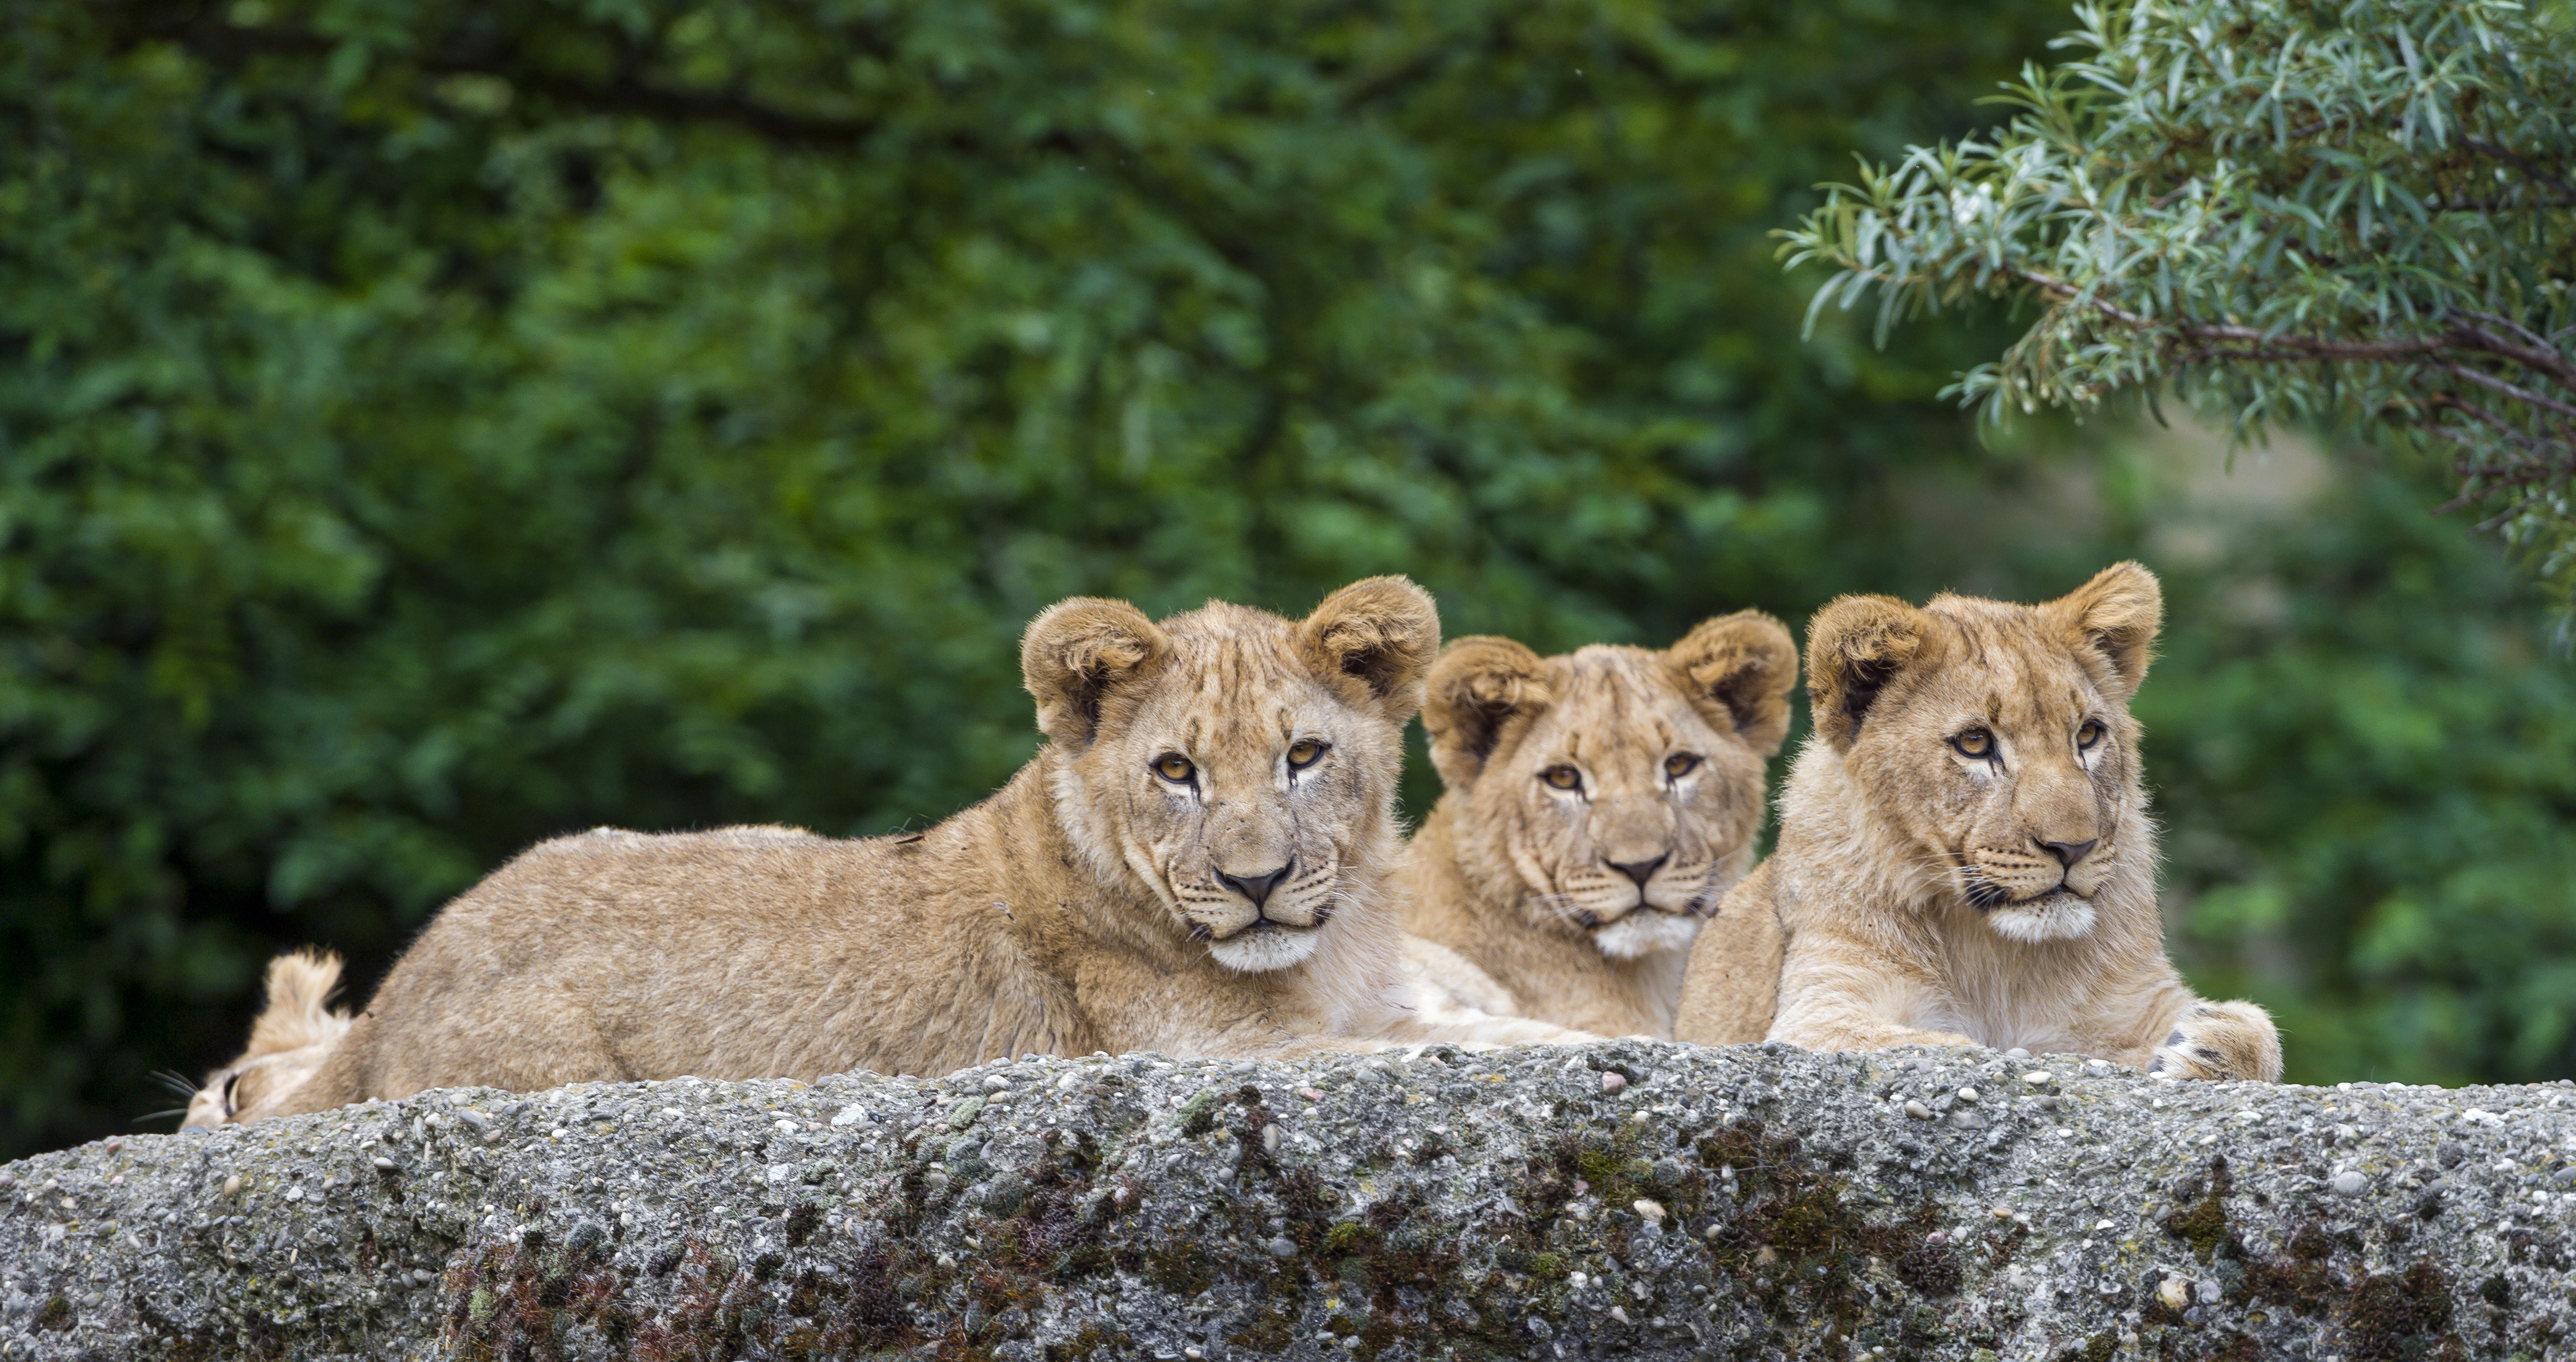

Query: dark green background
[4,0,2569,1160]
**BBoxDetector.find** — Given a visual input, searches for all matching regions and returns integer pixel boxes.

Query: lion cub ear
[2045,560,2162,702]
[1666,610,1799,757]
[1021,597,1174,747]
[1805,594,1926,752]
[1422,637,1552,788]
[1298,576,1442,723]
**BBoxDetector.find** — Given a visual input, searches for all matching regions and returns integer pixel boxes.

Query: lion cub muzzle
[1954,750,2119,923]
[1203,858,1329,935]
[1214,860,1293,909]
[1963,834,2113,909]
[1190,853,1343,971]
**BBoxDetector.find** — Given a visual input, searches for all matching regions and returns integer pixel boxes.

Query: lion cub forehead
[1115,603,1354,739]
[1152,603,1305,680]
[1912,602,2109,718]
[1523,646,1705,746]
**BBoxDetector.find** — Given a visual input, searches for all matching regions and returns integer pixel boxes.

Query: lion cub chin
[211,578,1588,1124]
[1396,613,1798,1041]
[1748,563,2282,1082]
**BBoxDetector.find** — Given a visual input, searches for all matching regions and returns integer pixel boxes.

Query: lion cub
[224,578,1580,1122]
[1395,613,1798,1039]
[1708,562,2280,1081]
[180,949,354,1128]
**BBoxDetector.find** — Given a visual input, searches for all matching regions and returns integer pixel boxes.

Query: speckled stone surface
[3,1040,2571,1361]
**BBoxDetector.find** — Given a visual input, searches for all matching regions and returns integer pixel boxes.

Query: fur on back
[1748,563,2281,1081]
[182,949,354,1128]
[1396,613,1797,1039]
[230,578,1581,1122]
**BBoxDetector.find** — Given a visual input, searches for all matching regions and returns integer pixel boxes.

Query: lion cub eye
[1540,766,1582,792]
[1664,753,1700,779]
[1286,740,1326,769]
[2075,719,2106,750]
[1154,754,1195,784]
[1950,729,1996,760]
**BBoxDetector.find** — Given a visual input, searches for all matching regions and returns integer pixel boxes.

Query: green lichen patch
[1174,1089,1218,1138]
[2056,1331,2116,1362]
[444,1224,634,1361]
[1651,1115,1974,1350]
[444,1233,917,1362]
[2242,1222,2337,1314]
[2340,1262,2459,1362]
[1227,1305,1296,1351]
[973,1127,1112,1284]
[1044,1322,1134,1360]
[2161,1157,2241,1264]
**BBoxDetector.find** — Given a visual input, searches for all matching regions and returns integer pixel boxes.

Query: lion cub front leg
[2148,1000,2282,1082]
[1769,1009,1982,1055]
[1767,942,1984,1055]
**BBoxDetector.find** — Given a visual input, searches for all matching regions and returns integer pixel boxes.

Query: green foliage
[2144,463,2576,1087]
[1783,0,2576,609]
[3,0,2570,1159]
[0,0,2064,1157]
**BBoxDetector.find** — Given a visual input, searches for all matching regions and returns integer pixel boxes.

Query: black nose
[1608,854,1669,888]
[2040,839,2099,867]
[1217,862,1293,908]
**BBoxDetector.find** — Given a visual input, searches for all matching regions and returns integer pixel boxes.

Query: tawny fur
[1670,859,1792,1046]
[181,949,354,1128]
[228,578,1581,1122]
[1749,563,2281,1081]
[1396,613,1798,1040]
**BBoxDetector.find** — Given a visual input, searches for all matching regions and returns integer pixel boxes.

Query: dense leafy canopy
[0,0,2065,1156]
[2110,442,2576,1089]
[1,0,2568,1158]
[1785,0,2576,609]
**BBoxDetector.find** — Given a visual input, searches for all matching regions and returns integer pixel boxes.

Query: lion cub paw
[2148,1000,2282,1083]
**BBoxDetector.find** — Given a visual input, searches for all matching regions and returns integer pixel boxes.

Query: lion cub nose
[1216,862,1294,908]
[2039,838,2099,868]
[1607,854,1669,888]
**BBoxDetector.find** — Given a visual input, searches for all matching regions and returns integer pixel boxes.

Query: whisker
[151,1068,203,1097]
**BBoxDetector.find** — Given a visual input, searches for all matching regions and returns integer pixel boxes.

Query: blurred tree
[6,0,2568,1159]
[2142,459,2576,1088]
[0,0,2066,1156]
[1782,0,2576,610]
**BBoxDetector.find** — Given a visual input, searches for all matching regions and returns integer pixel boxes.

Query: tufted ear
[1298,576,1442,723]
[2044,560,2161,702]
[1422,636,1552,788]
[1666,610,1799,757]
[1021,597,1173,748]
[1804,594,1926,752]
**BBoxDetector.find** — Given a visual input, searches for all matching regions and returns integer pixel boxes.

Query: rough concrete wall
[2,1040,2571,1361]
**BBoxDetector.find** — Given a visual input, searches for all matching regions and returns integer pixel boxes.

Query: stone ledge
[2,1041,2570,1360]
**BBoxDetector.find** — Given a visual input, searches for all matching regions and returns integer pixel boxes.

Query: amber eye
[1541,765,1582,791]
[2076,719,2106,750]
[1287,740,1325,769]
[1154,754,1195,783]
[1664,753,1700,779]
[1950,729,1995,760]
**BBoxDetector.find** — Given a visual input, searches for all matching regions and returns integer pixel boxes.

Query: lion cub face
[1423,614,1797,960]
[1023,578,1437,972]
[181,948,351,1129]
[1807,563,2161,944]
